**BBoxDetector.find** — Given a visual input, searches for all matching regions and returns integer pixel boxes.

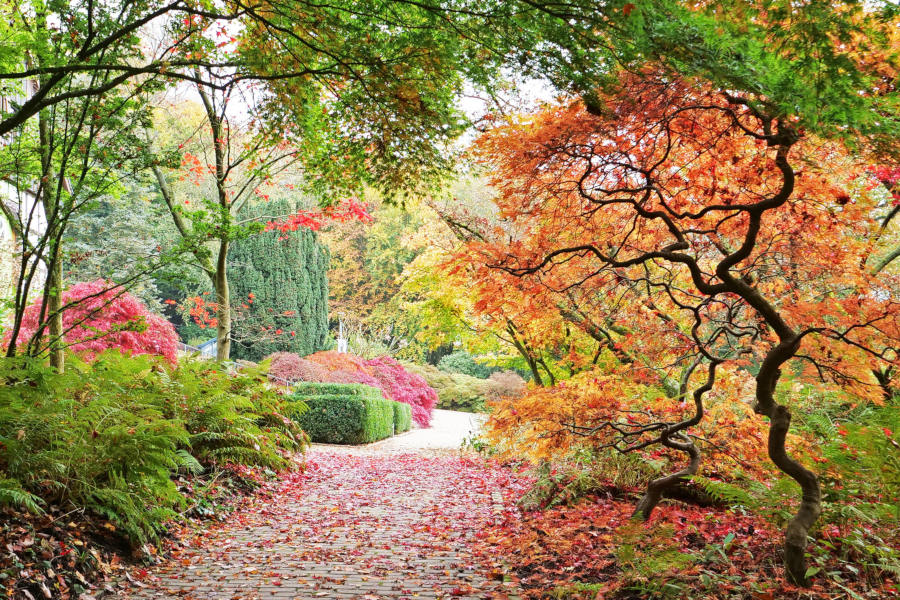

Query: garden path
[115,411,521,600]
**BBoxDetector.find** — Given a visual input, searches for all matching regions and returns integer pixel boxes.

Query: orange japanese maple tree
[467,70,900,584]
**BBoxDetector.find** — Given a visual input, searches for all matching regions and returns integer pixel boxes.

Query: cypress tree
[229,200,330,361]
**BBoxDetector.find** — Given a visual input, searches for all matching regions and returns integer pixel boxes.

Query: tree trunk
[755,344,821,586]
[632,435,701,520]
[768,403,822,585]
[214,238,231,361]
[45,248,64,371]
[38,97,64,371]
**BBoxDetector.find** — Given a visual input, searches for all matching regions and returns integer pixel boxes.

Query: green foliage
[160,359,306,471]
[0,352,303,546]
[437,351,498,379]
[520,448,656,511]
[688,476,755,508]
[403,362,527,413]
[230,199,330,361]
[0,479,44,514]
[404,361,487,412]
[293,382,381,398]
[614,523,694,595]
[393,402,412,433]
[290,383,395,444]
[63,193,185,313]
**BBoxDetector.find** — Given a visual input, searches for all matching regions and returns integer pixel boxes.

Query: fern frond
[689,476,755,507]
[0,479,45,514]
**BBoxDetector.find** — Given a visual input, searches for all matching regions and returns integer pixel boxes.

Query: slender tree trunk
[214,238,231,361]
[633,359,711,519]
[44,246,64,370]
[755,343,821,586]
[38,101,64,371]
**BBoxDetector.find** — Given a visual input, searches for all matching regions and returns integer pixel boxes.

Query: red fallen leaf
[623,3,636,16]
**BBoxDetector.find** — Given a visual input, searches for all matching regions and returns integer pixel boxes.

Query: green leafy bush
[294,382,381,397]
[290,383,395,444]
[393,401,412,433]
[403,362,525,412]
[437,351,497,379]
[0,351,304,546]
[160,359,306,470]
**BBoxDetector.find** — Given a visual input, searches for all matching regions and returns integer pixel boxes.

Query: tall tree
[228,199,330,361]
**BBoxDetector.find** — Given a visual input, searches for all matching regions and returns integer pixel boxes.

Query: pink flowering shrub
[325,368,384,389]
[8,280,178,364]
[365,356,437,427]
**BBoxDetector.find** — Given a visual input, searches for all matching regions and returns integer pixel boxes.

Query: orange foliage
[460,69,900,479]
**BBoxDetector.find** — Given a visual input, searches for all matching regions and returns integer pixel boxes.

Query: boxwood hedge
[393,401,412,433]
[290,383,396,444]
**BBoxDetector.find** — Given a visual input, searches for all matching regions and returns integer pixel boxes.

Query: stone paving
[116,411,519,600]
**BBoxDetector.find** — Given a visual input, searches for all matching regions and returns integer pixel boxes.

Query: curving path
[116,410,521,600]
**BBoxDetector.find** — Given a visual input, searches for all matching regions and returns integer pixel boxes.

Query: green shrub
[0,351,304,546]
[293,381,383,398]
[290,383,395,444]
[437,350,497,379]
[403,362,491,412]
[393,401,412,433]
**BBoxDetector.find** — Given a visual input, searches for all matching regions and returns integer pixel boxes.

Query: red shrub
[325,368,384,389]
[364,356,437,427]
[8,280,178,364]
[266,352,329,382]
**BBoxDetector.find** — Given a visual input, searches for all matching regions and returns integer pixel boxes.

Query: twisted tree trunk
[755,343,822,585]
[632,434,701,520]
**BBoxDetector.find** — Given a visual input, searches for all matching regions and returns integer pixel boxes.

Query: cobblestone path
[117,415,522,600]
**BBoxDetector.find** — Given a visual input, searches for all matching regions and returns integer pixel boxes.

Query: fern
[0,478,45,514]
[689,476,755,507]
[175,449,204,475]
[0,351,303,546]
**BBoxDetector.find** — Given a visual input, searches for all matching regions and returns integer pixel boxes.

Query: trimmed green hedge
[393,401,412,433]
[293,382,382,398]
[289,383,396,444]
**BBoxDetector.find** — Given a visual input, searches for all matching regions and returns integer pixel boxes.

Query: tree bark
[768,403,821,585]
[755,345,822,586]
[38,99,64,371]
[214,238,231,361]
[632,434,701,520]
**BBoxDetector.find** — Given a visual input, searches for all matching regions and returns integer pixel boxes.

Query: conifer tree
[229,200,330,361]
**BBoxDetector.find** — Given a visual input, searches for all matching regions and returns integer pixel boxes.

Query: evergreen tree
[229,200,330,361]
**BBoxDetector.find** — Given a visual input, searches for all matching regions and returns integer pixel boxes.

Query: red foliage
[7,280,179,364]
[265,352,329,382]
[323,368,384,389]
[473,492,899,599]
[365,356,437,427]
[264,198,374,234]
